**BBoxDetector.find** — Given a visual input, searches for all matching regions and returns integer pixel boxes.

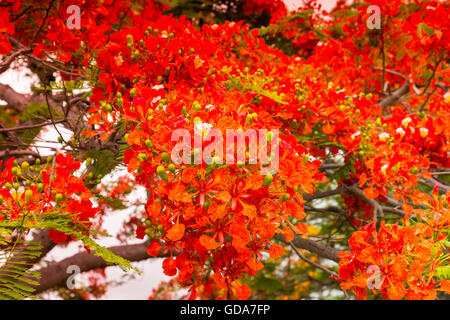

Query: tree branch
[289,242,338,278]
[378,80,410,109]
[0,83,27,111]
[33,240,169,294]
[303,187,344,202]
[275,234,340,262]
[0,119,65,133]
[0,48,31,75]
[420,177,450,194]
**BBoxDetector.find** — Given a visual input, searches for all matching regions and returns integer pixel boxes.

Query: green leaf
[417,22,434,38]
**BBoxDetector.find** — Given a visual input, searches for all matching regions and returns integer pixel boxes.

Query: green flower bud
[281,193,290,202]
[376,117,382,127]
[12,167,20,176]
[137,153,148,162]
[193,101,202,111]
[55,193,64,205]
[156,165,168,181]
[130,88,137,98]
[24,189,33,205]
[161,152,170,163]
[37,183,44,193]
[168,163,176,174]
[145,139,153,148]
[263,174,273,187]
[193,117,201,124]
[126,34,133,44]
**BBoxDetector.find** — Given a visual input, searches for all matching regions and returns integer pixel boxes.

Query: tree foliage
[0,0,449,300]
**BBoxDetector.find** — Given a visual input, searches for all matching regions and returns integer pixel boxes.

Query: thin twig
[0,120,65,133]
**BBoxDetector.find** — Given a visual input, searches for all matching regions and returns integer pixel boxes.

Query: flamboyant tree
[0,0,449,300]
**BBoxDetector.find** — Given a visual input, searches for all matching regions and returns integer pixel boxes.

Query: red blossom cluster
[0,0,449,300]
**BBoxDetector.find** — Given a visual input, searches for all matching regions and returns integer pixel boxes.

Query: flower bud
[11,167,20,176]
[156,165,168,181]
[126,34,133,44]
[193,101,202,111]
[137,153,148,162]
[161,152,170,163]
[263,174,273,186]
[24,189,33,205]
[55,193,64,205]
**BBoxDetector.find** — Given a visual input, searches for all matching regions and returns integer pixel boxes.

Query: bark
[378,81,410,109]
[274,234,340,263]
[0,83,27,111]
[33,240,163,294]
